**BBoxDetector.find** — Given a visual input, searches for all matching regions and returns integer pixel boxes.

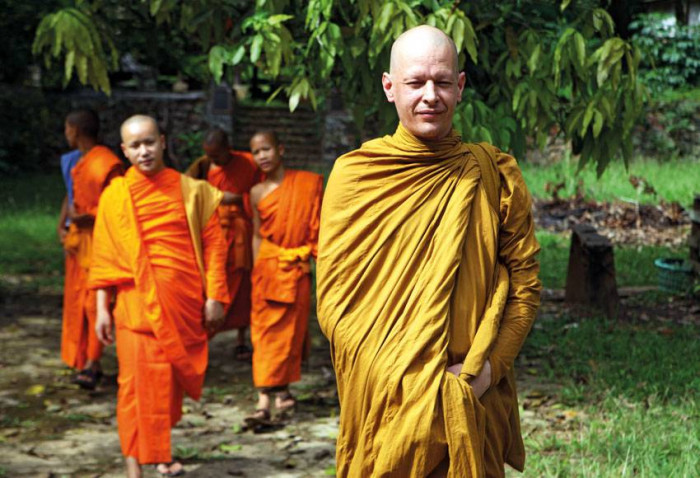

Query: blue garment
[60,150,82,226]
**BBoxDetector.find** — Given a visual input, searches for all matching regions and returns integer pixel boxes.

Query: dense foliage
[630,13,700,93]
[33,0,646,173]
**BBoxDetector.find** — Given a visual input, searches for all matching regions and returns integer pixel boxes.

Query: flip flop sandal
[243,409,272,426]
[156,461,185,477]
[74,368,103,390]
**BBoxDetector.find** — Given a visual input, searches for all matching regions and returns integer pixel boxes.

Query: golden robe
[62,145,123,369]
[317,125,541,478]
[251,170,323,388]
[88,167,229,463]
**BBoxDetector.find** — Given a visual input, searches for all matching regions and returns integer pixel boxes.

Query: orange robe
[187,151,261,331]
[88,167,229,464]
[251,170,323,388]
[62,145,123,370]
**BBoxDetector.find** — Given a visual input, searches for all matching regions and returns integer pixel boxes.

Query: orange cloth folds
[61,145,123,370]
[251,170,323,388]
[89,167,227,464]
[186,151,261,330]
[317,124,541,477]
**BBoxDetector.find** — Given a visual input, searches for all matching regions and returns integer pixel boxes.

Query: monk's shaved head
[66,109,100,140]
[251,130,280,147]
[204,128,229,148]
[120,115,160,141]
[382,25,465,140]
[390,25,459,77]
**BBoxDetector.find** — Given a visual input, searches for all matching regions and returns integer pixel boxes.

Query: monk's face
[121,120,166,176]
[64,121,78,149]
[203,143,231,166]
[250,134,284,174]
[382,36,465,141]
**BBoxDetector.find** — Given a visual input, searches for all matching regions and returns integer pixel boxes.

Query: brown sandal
[244,408,272,426]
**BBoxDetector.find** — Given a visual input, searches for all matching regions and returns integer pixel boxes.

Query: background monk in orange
[91,115,229,478]
[61,109,123,390]
[245,131,323,424]
[186,128,262,361]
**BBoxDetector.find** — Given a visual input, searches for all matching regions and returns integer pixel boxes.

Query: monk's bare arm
[57,195,68,244]
[95,288,114,345]
[250,184,263,261]
[201,212,228,332]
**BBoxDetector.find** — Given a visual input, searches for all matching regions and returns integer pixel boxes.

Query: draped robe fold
[317,125,541,478]
[62,145,123,370]
[251,170,323,388]
[188,151,261,331]
[88,167,228,463]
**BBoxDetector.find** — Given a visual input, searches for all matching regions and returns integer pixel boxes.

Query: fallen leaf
[220,443,243,453]
[25,384,46,396]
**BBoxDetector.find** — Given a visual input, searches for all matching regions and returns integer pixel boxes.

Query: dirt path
[0,290,575,477]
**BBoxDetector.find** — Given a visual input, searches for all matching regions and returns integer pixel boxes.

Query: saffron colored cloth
[251,170,323,388]
[88,167,228,464]
[317,124,541,478]
[188,151,262,331]
[60,149,81,227]
[61,145,123,370]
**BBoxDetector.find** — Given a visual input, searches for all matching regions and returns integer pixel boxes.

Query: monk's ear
[382,72,395,103]
[278,143,285,157]
[456,71,466,102]
[160,134,166,150]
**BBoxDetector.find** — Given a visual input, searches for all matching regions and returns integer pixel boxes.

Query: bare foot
[125,456,142,478]
[275,392,296,412]
[156,461,184,476]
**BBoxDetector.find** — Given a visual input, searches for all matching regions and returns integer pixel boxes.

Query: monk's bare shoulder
[250,182,265,206]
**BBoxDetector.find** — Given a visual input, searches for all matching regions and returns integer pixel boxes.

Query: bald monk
[246,131,323,423]
[317,26,541,477]
[91,115,229,478]
[61,109,123,389]
[186,128,262,360]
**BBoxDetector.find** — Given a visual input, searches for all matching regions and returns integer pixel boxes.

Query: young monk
[91,115,229,478]
[61,109,123,389]
[185,128,262,360]
[245,131,323,423]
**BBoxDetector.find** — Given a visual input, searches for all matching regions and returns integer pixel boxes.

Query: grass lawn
[0,173,65,292]
[519,312,700,477]
[521,155,699,207]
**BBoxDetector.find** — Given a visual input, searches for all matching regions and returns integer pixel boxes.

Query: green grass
[521,154,699,206]
[520,313,700,476]
[536,231,680,289]
[0,173,65,290]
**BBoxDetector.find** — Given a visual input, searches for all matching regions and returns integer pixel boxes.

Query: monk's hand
[95,307,115,345]
[204,298,225,332]
[468,359,492,399]
[447,360,492,399]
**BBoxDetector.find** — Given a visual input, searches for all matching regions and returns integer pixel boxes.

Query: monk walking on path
[317,26,541,477]
[91,115,230,478]
[61,109,123,389]
[186,129,262,360]
[246,131,323,423]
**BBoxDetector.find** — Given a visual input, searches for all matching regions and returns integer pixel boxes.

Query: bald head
[66,109,100,140]
[390,25,459,77]
[120,115,166,176]
[382,25,466,141]
[120,115,160,141]
[204,128,229,148]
